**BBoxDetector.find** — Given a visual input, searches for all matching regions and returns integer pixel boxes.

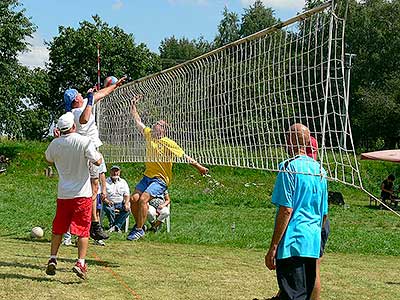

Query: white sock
[50,255,57,260]
[78,258,85,265]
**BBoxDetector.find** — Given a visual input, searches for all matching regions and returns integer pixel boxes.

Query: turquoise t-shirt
[272,155,328,259]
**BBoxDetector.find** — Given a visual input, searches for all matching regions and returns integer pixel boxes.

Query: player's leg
[89,163,108,240]
[311,258,321,300]
[276,256,316,300]
[137,178,167,229]
[130,189,142,222]
[70,196,92,280]
[46,198,72,276]
[137,192,151,229]
[130,176,149,225]
[311,218,330,300]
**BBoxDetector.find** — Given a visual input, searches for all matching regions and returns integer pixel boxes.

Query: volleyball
[31,226,44,238]
[104,76,118,87]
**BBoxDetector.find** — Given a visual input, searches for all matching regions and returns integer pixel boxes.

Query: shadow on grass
[0,260,49,270]
[0,273,81,285]
[13,254,121,268]
[386,281,400,285]
[14,237,51,243]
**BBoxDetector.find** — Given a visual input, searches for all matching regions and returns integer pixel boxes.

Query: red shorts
[52,197,92,237]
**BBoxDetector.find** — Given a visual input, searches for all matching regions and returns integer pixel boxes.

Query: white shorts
[89,153,106,179]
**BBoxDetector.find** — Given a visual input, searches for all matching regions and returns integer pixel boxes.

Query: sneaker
[93,239,106,246]
[72,261,87,280]
[90,223,109,240]
[108,225,116,233]
[45,258,57,276]
[62,238,73,246]
[108,225,122,234]
[126,227,145,241]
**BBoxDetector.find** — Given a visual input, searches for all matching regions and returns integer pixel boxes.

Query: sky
[18,0,306,69]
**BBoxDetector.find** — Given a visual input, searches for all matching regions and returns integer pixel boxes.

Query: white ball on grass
[31,226,44,238]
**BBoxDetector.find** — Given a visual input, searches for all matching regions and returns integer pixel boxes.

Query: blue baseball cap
[64,89,78,112]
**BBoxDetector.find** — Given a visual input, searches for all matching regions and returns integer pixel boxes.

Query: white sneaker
[108,225,122,233]
[62,238,73,246]
[93,239,106,246]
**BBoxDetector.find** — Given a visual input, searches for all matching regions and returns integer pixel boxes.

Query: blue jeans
[102,202,129,230]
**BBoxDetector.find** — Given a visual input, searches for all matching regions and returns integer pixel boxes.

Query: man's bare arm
[265,205,293,270]
[184,154,208,175]
[130,96,145,133]
[94,76,126,103]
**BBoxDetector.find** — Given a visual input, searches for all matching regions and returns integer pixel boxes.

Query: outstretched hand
[116,76,127,87]
[132,94,143,105]
[199,166,209,176]
[87,85,98,94]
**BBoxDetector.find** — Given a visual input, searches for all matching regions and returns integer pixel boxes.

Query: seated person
[147,191,171,232]
[381,174,395,205]
[102,165,130,233]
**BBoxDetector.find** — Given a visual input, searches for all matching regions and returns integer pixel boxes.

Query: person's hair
[388,174,395,181]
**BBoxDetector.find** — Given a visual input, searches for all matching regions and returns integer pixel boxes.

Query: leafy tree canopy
[214,7,240,48]
[159,36,212,69]
[47,15,161,117]
[346,0,400,149]
[0,0,38,139]
[239,0,279,38]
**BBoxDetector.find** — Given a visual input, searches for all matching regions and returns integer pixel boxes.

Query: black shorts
[320,218,330,257]
[276,256,317,300]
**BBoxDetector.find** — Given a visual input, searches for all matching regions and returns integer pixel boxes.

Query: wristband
[87,92,94,106]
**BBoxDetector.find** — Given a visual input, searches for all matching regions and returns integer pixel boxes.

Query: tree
[239,0,279,38]
[346,0,400,149]
[0,0,37,138]
[46,15,161,118]
[214,7,240,48]
[159,36,212,69]
[351,72,400,149]
[19,68,51,140]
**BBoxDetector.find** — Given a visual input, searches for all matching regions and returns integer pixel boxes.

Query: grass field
[1,140,400,299]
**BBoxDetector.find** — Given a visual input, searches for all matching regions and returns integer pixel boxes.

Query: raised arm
[130,95,145,133]
[79,77,126,125]
[184,154,209,175]
[94,76,126,103]
[79,88,96,125]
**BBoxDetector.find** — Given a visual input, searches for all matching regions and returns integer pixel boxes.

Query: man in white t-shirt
[63,77,125,240]
[45,112,102,280]
[102,165,130,233]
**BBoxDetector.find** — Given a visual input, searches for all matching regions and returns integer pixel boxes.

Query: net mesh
[98,0,362,188]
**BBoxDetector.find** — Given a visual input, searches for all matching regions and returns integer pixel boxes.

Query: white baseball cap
[57,112,75,132]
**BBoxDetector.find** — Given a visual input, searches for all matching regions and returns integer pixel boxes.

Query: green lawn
[0,140,400,299]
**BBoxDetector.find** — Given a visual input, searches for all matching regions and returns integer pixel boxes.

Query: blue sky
[18,0,305,68]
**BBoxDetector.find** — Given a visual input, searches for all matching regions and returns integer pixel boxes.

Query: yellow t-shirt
[143,127,184,186]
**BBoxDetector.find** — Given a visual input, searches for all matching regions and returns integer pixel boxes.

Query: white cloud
[240,0,304,10]
[18,33,49,69]
[112,0,124,10]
